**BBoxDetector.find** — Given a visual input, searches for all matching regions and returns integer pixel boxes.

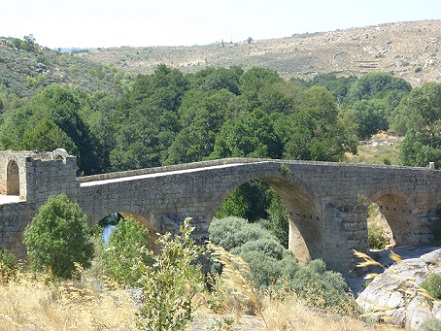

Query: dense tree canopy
[0,66,362,175]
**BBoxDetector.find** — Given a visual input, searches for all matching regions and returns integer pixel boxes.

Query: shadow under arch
[369,189,415,247]
[6,160,20,196]
[209,173,323,264]
[98,211,160,253]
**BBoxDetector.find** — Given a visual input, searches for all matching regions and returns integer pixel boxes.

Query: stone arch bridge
[0,149,440,274]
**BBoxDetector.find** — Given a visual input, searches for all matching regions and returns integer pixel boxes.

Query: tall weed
[136,218,205,331]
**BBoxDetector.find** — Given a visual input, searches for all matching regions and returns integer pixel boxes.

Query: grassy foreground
[0,265,401,331]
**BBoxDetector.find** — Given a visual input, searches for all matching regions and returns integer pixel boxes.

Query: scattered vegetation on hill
[75,20,441,87]
[0,35,134,112]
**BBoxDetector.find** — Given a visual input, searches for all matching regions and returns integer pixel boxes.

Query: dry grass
[0,247,409,331]
[0,271,136,330]
[344,134,401,166]
[190,292,402,331]
[258,294,402,331]
[205,243,401,331]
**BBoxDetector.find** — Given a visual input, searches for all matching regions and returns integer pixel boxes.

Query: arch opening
[6,160,19,196]
[212,177,320,264]
[98,211,159,253]
[368,192,414,250]
[367,202,394,250]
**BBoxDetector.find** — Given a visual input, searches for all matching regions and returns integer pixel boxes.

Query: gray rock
[356,248,441,330]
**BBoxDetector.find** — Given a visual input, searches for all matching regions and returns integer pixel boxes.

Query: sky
[1,0,441,49]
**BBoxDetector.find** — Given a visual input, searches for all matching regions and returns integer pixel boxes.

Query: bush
[0,247,18,284]
[421,273,441,299]
[209,217,355,314]
[23,194,94,279]
[209,217,275,251]
[231,238,285,260]
[239,250,281,289]
[290,259,354,314]
[368,224,389,250]
[103,217,151,287]
[230,238,291,288]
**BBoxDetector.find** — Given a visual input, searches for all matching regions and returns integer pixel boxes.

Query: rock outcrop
[356,248,441,330]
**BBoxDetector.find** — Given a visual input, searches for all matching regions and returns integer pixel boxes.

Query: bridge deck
[80,163,246,187]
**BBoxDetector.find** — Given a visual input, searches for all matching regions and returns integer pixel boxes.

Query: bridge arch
[208,172,323,264]
[97,211,159,253]
[369,189,415,247]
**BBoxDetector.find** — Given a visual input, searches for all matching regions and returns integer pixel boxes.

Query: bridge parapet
[77,158,266,183]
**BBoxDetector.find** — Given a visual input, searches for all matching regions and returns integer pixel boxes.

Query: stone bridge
[0,149,440,274]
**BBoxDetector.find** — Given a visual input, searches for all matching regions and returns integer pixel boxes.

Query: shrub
[230,238,291,289]
[209,217,355,314]
[290,259,355,314]
[368,223,389,250]
[136,218,205,331]
[231,238,285,260]
[421,273,441,300]
[103,217,151,287]
[209,216,275,251]
[239,250,281,289]
[23,194,94,279]
[0,247,18,284]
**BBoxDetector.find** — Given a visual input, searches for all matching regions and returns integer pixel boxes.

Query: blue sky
[1,0,441,48]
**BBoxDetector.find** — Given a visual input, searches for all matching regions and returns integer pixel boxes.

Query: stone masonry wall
[0,150,79,258]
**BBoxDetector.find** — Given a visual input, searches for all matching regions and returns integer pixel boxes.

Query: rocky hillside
[76,20,441,87]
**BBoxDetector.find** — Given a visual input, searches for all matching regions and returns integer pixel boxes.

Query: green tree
[348,72,411,101]
[103,217,151,286]
[21,119,78,154]
[215,181,274,222]
[110,101,162,171]
[390,83,441,167]
[259,193,289,247]
[399,129,441,167]
[278,86,357,162]
[23,194,94,279]
[190,67,242,95]
[239,67,282,108]
[390,82,441,135]
[0,84,101,174]
[211,108,283,159]
[350,99,388,139]
[23,34,37,52]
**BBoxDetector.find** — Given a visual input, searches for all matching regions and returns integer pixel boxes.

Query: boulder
[356,248,441,330]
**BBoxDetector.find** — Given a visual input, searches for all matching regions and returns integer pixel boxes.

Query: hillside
[76,19,441,86]
[0,37,133,102]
